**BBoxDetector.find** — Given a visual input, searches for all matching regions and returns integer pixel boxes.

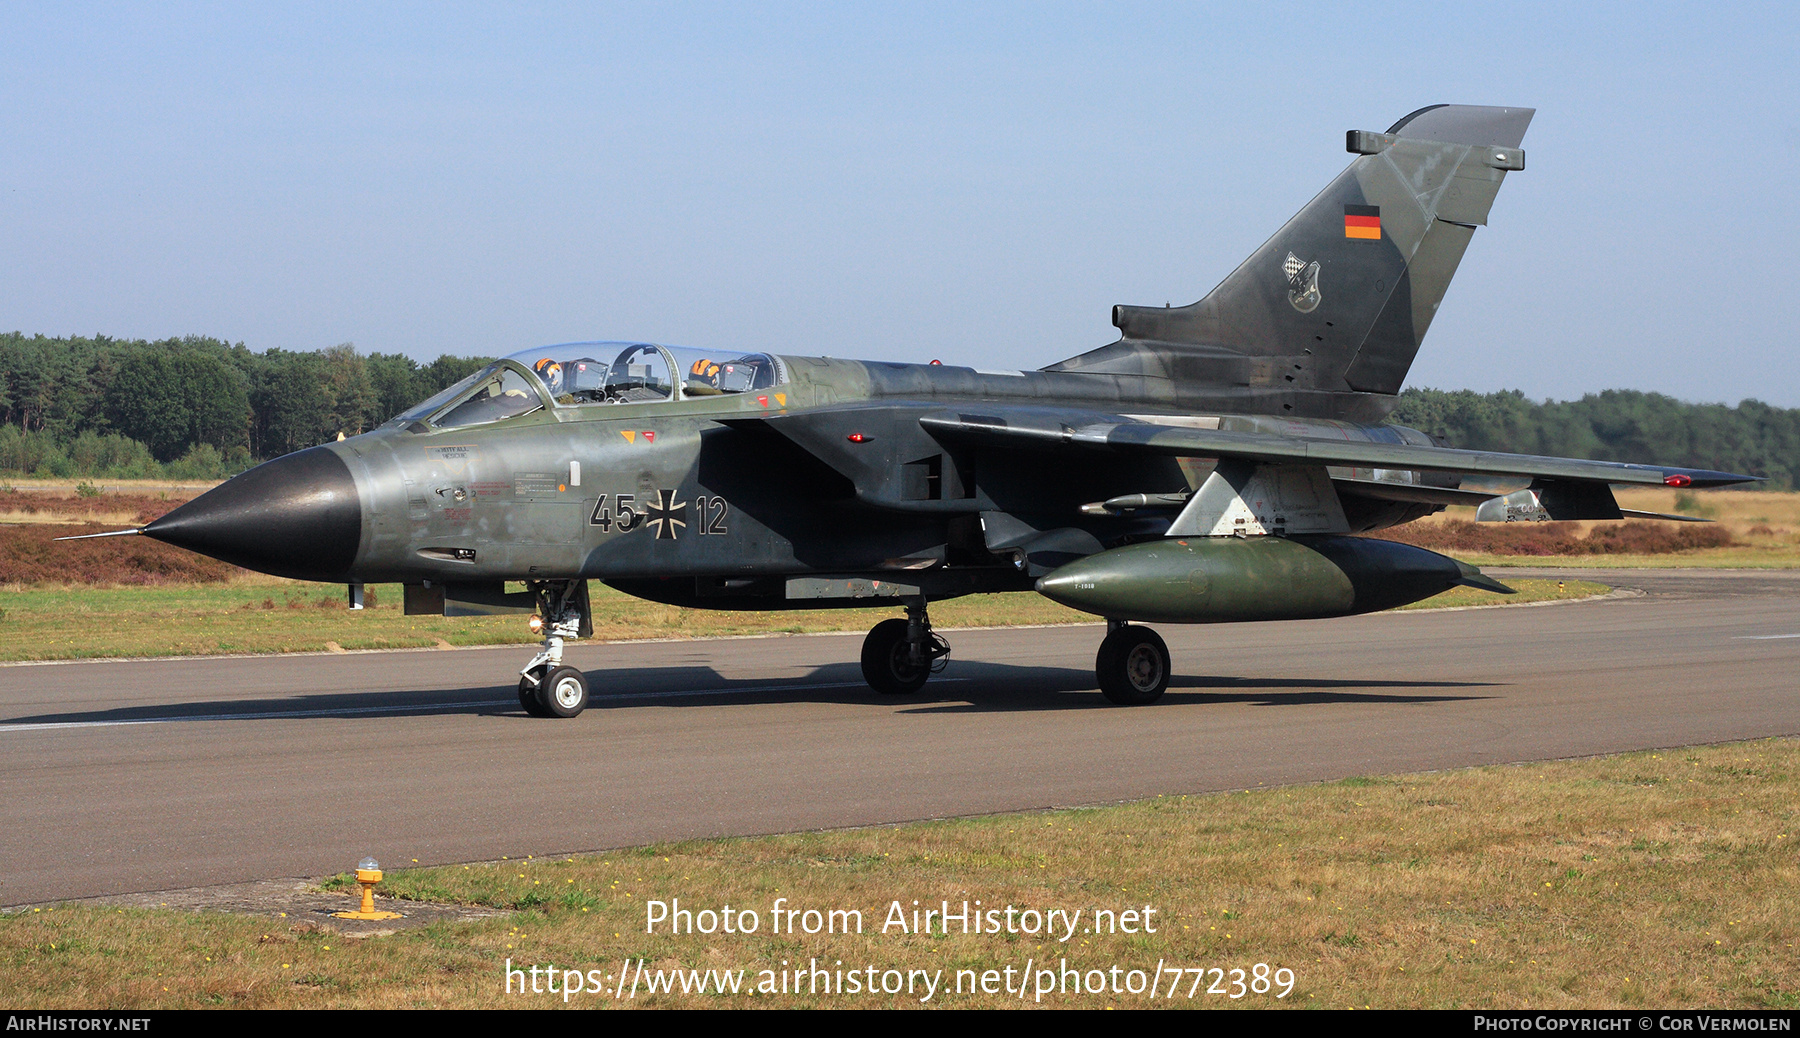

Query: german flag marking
[1344,203,1381,240]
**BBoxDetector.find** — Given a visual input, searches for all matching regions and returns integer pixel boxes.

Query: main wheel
[518,673,552,717]
[861,618,930,695]
[1096,625,1170,705]
[535,665,590,718]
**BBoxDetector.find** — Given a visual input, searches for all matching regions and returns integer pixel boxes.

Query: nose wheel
[521,665,590,718]
[518,675,551,717]
[1096,623,1169,705]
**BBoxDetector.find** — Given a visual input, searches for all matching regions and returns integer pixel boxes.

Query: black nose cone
[145,446,362,581]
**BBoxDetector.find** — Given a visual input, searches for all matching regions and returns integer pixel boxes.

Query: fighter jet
[100,104,1758,716]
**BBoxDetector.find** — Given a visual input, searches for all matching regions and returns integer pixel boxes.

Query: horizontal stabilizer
[1334,479,1714,522]
[1474,482,1620,522]
[1619,509,1710,523]
[1332,477,1496,508]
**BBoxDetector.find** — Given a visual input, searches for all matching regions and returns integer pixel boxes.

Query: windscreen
[432,367,545,428]
[394,364,499,423]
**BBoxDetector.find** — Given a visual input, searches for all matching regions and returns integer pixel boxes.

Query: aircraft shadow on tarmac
[6,660,1498,727]
[892,661,1500,714]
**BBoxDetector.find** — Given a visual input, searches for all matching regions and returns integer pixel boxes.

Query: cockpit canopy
[395,341,785,429]
[508,342,782,406]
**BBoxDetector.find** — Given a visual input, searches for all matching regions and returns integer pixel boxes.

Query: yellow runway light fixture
[334,856,403,921]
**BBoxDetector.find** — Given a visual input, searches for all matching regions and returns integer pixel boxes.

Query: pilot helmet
[688,358,722,388]
[533,357,564,393]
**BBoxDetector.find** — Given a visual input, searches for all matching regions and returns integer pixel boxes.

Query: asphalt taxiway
[3,568,1796,906]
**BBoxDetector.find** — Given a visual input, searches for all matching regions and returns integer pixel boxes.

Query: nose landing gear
[518,580,593,718]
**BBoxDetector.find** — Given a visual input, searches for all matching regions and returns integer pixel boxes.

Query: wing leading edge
[917,409,1758,489]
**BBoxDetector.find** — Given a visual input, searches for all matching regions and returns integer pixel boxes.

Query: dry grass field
[1374,489,1800,569]
[6,738,1796,1009]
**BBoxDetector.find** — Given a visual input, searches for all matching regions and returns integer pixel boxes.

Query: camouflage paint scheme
[133,105,1757,709]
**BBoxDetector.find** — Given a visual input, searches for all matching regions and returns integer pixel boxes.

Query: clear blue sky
[3,2,1795,405]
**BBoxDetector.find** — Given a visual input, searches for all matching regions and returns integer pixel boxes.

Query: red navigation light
[846,432,870,443]
[1664,473,1692,487]
[929,359,941,365]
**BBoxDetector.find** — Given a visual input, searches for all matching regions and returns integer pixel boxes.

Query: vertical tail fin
[1049,104,1533,400]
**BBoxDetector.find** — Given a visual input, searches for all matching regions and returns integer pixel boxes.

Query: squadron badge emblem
[1283,251,1321,313]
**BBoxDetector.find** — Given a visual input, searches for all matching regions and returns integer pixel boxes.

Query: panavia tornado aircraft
[97,104,1757,716]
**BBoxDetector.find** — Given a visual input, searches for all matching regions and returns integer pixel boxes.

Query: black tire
[1096,625,1170,705]
[535,665,590,718]
[518,673,552,717]
[861,618,930,695]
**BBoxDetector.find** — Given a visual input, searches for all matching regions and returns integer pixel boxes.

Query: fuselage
[143,347,1447,602]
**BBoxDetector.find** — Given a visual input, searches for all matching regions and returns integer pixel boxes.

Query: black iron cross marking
[645,488,688,540]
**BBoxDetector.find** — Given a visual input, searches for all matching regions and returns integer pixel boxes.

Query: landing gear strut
[518,580,591,718]
[861,596,950,695]
[1096,620,1169,706]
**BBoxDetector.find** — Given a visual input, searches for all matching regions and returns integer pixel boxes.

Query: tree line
[0,333,488,479]
[1,333,1794,488]
[1387,387,1798,490]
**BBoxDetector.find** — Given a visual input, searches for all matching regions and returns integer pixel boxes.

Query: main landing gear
[519,580,591,718]
[1095,620,1170,706]
[853,601,1169,706]
[860,596,950,695]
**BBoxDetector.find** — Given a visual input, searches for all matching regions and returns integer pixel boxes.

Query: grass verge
[5,738,1796,1008]
[0,579,1601,663]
